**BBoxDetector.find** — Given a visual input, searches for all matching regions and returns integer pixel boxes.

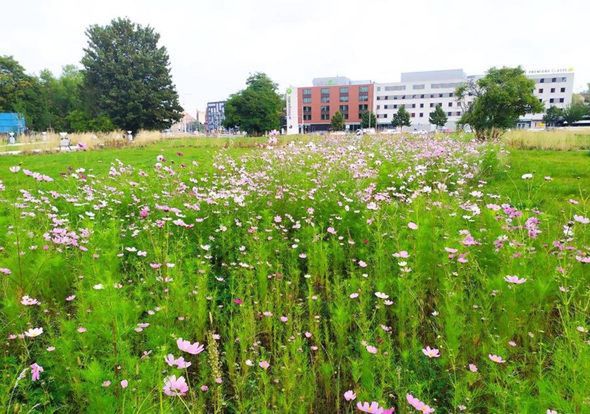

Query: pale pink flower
[165,354,192,369]
[468,363,478,372]
[21,295,39,306]
[488,354,505,363]
[344,390,357,401]
[356,401,394,413]
[504,275,526,284]
[366,345,378,354]
[0,268,11,275]
[422,346,440,358]
[120,379,128,388]
[200,385,209,392]
[30,363,43,381]
[408,222,418,230]
[176,338,205,355]
[259,360,270,370]
[24,327,43,338]
[350,293,359,299]
[406,393,435,413]
[163,375,188,396]
[102,380,111,387]
[77,327,87,333]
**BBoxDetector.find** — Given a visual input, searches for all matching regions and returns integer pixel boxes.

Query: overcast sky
[2,0,588,114]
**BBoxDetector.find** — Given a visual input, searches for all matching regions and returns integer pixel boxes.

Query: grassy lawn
[0,135,588,413]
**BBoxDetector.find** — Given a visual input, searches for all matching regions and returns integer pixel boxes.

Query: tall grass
[0,135,588,413]
[504,128,590,150]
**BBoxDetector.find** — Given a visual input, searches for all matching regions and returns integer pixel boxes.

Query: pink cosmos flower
[422,346,440,358]
[102,380,111,387]
[504,275,526,284]
[408,222,418,230]
[259,360,270,370]
[177,338,205,355]
[120,379,128,388]
[468,363,478,372]
[77,327,87,333]
[406,393,435,413]
[24,327,43,338]
[366,345,378,354]
[0,268,11,275]
[488,354,505,363]
[356,401,394,413]
[21,296,40,306]
[30,363,44,381]
[344,390,357,401]
[200,385,209,392]
[165,354,192,369]
[163,375,188,396]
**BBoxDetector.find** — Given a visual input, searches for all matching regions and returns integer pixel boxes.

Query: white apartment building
[374,68,574,131]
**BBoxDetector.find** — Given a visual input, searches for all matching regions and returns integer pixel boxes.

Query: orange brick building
[297,77,374,132]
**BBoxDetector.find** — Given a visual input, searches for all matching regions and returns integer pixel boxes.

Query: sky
[2,0,588,114]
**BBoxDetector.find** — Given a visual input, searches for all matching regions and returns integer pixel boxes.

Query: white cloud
[1,0,587,114]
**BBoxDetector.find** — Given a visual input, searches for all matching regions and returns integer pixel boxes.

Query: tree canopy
[391,106,411,131]
[223,73,283,136]
[81,17,182,133]
[562,102,588,125]
[360,111,376,129]
[543,106,563,127]
[456,66,543,140]
[429,105,448,129]
[331,111,344,131]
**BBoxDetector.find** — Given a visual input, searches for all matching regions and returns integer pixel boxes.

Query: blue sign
[0,113,26,134]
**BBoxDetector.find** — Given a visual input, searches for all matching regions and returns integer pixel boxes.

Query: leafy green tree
[543,106,563,127]
[360,111,376,128]
[391,106,411,131]
[330,111,344,131]
[81,17,182,133]
[562,102,587,125]
[223,73,283,136]
[429,105,448,130]
[0,55,48,130]
[456,66,543,140]
[0,56,33,111]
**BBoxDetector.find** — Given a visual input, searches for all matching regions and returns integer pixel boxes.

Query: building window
[420,103,424,108]
[359,86,369,92]
[303,97,311,103]
[358,104,368,114]
[303,88,312,95]
[539,88,543,93]
[549,98,555,103]
[413,84,425,90]
[411,113,415,117]
[339,105,349,119]
[303,106,312,121]
[377,87,381,91]
[551,77,556,82]
[429,103,434,108]
[320,105,330,120]
[419,113,423,117]
[551,88,555,93]
[447,112,452,116]
[448,102,452,107]
[340,96,349,102]
[559,98,564,103]
[393,104,398,109]
[456,111,461,116]
[540,79,545,83]
[560,87,565,92]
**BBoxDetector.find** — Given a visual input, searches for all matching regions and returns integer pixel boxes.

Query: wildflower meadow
[0,134,588,413]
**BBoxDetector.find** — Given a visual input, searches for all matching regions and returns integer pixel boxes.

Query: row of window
[376,82,463,92]
[536,77,568,83]
[302,105,369,121]
[538,87,566,94]
[377,111,461,119]
[378,102,456,110]
[376,92,456,100]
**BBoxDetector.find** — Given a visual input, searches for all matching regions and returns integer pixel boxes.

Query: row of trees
[543,102,590,127]
[329,105,449,132]
[0,18,182,133]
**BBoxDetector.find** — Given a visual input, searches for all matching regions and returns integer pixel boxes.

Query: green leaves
[81,18,182,133]
[223,73,283,136]
[457,67,543,140]
[391,106,411,130]
[429,105,447,129]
